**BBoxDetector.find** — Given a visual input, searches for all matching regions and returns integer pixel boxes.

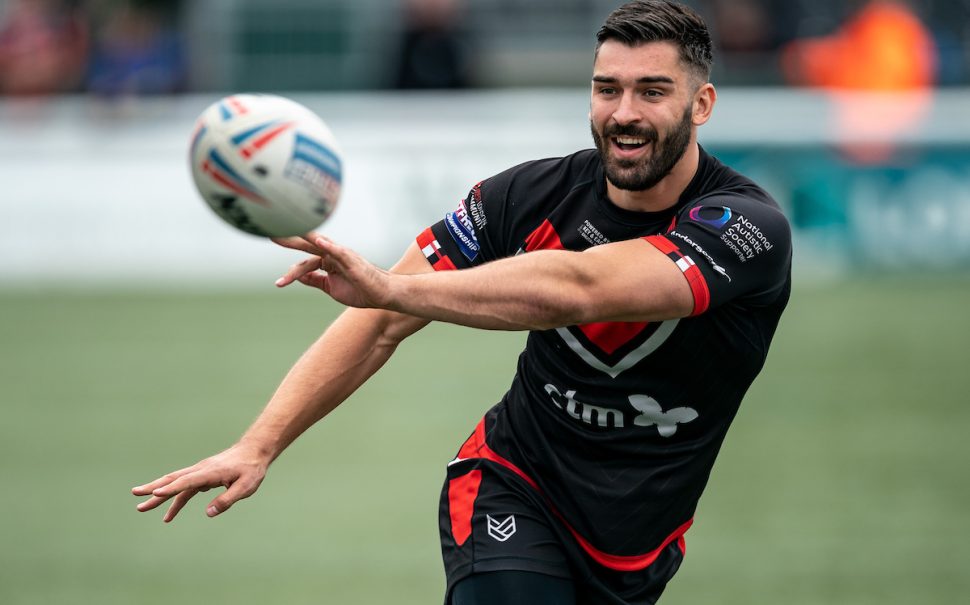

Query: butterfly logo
[628,395,698,437]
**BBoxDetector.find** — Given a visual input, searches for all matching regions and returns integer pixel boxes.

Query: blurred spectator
[86,0,185,96]
[780,0,939,163]
[705,0,795,84]
[710,0,773,54]
[393,0,470,90]
[0,0,89,95]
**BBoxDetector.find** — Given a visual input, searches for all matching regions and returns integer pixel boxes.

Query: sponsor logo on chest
[544,383,698,436]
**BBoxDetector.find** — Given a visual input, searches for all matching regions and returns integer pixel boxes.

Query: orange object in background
[781,1,939,163]
[783,0,936,91]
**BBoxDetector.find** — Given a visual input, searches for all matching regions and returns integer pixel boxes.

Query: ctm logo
[544,384,698,436]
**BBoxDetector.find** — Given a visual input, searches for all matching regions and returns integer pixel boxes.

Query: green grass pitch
[1,277,968,604]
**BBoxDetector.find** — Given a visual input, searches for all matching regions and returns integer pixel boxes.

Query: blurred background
[1,1,968,604]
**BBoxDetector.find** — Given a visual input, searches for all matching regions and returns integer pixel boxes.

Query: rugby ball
[188,94,342,237]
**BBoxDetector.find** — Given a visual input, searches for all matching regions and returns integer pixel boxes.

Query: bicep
[577,238,695,322]
[390,240,437,276]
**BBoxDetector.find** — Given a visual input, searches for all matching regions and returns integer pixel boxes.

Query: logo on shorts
[486,514,516,542]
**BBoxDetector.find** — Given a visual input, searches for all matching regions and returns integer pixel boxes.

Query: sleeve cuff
[417,227,458,271]
[643,235,711,316]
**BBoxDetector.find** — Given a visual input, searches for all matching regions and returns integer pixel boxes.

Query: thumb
[206,493,233,517]
[205,488,239,517]
[205,480,255,517]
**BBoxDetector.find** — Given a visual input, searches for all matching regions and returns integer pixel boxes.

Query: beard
[590,105,693,191]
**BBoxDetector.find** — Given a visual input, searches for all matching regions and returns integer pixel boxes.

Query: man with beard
[133,2,792,604]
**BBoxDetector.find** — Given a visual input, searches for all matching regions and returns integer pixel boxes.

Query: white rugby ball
[188,93,342,237]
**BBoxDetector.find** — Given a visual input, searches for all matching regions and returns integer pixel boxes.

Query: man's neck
[606,141,700,213]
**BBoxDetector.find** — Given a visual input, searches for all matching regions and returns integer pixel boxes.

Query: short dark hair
[596,0,713,82]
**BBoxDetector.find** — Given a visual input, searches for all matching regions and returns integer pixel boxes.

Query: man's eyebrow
[591,75,676,84]
[637,76,675,84]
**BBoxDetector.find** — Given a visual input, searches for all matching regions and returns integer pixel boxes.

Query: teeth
[616,136,646,145]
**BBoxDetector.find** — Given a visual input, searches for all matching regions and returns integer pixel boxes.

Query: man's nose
[612,92,642,125]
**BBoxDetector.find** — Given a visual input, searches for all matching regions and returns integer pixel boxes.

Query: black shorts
[439,414,686,605]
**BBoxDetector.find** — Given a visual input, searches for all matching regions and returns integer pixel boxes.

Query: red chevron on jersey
[524,219,565,252]
[556,320,678,378]
[521,219,678,373]
[577,321,650,355]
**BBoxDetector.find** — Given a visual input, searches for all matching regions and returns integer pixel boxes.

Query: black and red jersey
[419,147,791,569]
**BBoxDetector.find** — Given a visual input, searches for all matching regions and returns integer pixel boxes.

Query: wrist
[235,434,283,463]
[381,271,412,314]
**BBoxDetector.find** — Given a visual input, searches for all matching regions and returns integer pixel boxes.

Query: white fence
[2,89,968,286]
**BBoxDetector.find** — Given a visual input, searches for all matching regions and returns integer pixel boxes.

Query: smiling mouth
[612,136,649,151]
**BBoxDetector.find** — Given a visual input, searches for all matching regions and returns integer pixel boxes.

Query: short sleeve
[416,172,515,271]
[644,195,792,315]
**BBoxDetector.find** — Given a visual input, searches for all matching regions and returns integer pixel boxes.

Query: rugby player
[133,2,792,603]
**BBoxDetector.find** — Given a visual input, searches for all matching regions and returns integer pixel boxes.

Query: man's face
[590,40,698,192]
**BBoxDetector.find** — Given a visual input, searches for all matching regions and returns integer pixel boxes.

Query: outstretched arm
[132,237,432,522]
[276,235,695,330]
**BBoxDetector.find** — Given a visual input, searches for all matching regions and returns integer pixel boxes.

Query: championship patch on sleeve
[444,199,481,262]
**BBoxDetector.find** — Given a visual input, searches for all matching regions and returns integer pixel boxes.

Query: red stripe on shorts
[452,416,692,571]
[448,470,482,546]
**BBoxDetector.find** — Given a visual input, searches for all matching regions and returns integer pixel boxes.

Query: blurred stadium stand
[2,0,968,91]
[179,0,616,91]
[172,0,970,90]
[1,0,968,285]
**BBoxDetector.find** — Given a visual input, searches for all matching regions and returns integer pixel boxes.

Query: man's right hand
[131,442,271,522]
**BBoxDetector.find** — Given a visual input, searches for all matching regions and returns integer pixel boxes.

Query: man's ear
[692,83,716,126]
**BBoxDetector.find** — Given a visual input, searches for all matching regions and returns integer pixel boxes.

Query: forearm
[382,240,692,330]
[237,307,426,461]
[388,249,595,331]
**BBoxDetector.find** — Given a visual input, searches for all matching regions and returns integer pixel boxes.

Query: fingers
[276,256,324,288]
[136,493,171,513]
[151,467,229,498]
[270,233,322,255]
[270,231,323,253]
[162,489,198,523]
[273,234,350,289]
[311,235,341,258]
[297,272,330,292]
[135,469,249,520]
[131,464,197,496]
